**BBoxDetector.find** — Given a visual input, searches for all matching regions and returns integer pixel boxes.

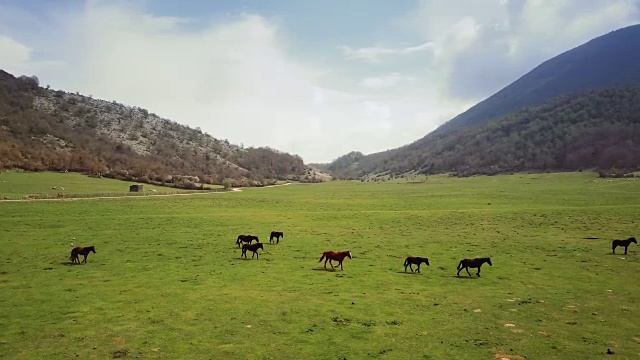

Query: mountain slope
[437,24,640,133]
[321,25,640,179]
[0,70,327,187]
[324,86,640,178]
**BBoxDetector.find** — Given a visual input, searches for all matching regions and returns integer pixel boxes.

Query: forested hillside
[0,70,327,187]
[324,87,640,178]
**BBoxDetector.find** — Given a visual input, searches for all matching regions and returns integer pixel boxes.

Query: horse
[612,237,637,255]
[318,250,352,270]
[236,235,259,248]
[269,231,284,244]
[241,242,264,259]
[70,246,96,264]
[457,257,492,277]
[404,256,430,273]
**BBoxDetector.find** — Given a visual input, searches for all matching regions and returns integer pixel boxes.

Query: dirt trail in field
[0,182,292,202]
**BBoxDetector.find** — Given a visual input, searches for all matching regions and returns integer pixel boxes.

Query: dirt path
[0,182,293,202]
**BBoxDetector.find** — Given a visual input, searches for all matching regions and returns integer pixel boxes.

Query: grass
[0,171,224,199]
[1,172,639,359]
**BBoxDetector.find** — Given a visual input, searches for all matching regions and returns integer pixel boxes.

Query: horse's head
[89,246,96,253]
[346,251,352,259]
[258,243,264,250]
[424,257,430,266]
[486,258,492,266]
[630,237,637,244]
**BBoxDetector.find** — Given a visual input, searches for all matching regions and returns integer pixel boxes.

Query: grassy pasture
[0,172,639,359]
[0,171,223,199]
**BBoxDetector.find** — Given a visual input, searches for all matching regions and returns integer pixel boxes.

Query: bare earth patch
[495,354,524,359]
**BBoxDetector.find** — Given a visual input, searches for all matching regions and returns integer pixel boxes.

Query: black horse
[612,237,637,255]
[242,242,264,259]
[236,235,259,248]
[269,231,284,244]
[70,246,96,264]
[404,256,430,273]
[457,257,492,277]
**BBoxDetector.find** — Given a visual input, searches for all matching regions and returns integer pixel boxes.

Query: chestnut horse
[404,256,429,273]
[457,257,492,277]
[269,231,284,244]
[242,242,264,259]
[70,246,96,264]
[318,250,352,270]
[236,235,259,248]
[612,237,637,255]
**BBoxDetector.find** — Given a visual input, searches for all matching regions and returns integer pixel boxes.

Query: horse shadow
[311,267,337,272]
[447,275,480,280]
[396,271,421,275]
[60,262,77,266]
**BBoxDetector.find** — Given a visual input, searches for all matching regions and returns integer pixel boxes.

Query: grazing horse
[236,235,259,248]
[70,246,96,264]
[457,257,492,277]
[319,250,352,270]
[241,242,264,259]
[612,237,637,255]
[404,256,430,273]
[269,231,284,244]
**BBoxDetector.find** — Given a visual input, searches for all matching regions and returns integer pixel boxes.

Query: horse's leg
[457,268,461,276]
[340,260,343,270]
[409,264,414,272]
[465,267,472,276]
[624,246,628,255]
[324,258,328,269]
[329,259,335,269]
[612,244,616,254]
[417,264,421,273]
[477,266,481,277]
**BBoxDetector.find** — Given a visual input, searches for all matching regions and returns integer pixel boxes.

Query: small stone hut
[129,184,144,192]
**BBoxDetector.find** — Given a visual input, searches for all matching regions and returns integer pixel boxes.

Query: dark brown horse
[236,235,259,248]
[70,246,96,264]
[612,237,637,255]
[269,231,284,244]
[457,257,492,277]
[242,242,264,259]
[404,256,429,273]
[319,250,352,270]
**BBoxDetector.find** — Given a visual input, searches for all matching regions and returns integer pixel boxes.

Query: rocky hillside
[0,70,328,187]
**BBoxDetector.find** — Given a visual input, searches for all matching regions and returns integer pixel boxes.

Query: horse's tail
[403,258,408,267]
[319,253,326,262]
[457,260,464,270]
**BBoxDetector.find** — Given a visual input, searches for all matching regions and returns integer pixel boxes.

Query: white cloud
[0,2,468,163]
[339,41,434,63]
[360,73,415,89]
[0,34,31,74]
[391,0,640,99]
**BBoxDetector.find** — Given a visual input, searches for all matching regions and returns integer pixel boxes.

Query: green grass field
[1,172,639,359]
[0,171,223,199]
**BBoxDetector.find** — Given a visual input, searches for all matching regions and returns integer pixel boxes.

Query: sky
[1,0,639,163]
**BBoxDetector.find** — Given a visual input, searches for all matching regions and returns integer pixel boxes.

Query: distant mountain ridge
[0,70,329,187]
[320,24,640,179]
